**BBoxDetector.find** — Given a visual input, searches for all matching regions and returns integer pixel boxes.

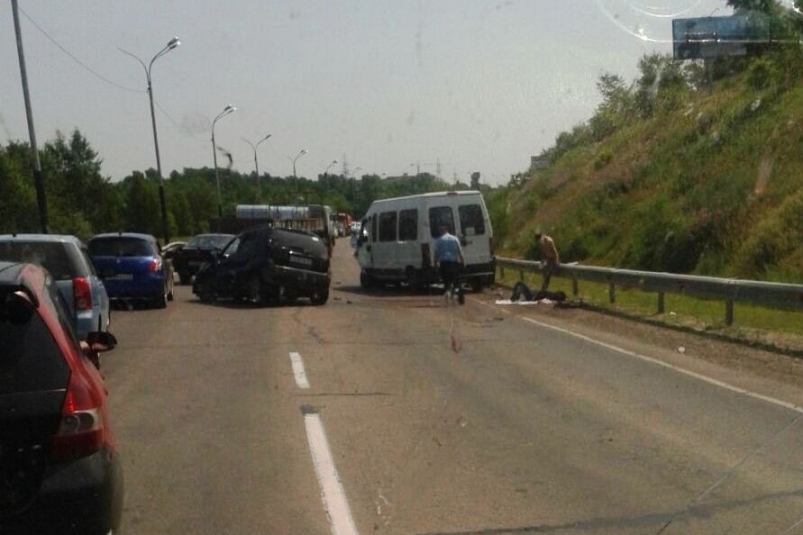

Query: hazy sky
[1,0,731,185]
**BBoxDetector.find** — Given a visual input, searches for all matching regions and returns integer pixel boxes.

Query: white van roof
[369,190,483,205]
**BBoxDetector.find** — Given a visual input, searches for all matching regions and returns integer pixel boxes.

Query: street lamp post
[12,0,48,233]
[211,104,236,217]
[243,133,272,201]
[289,149,308,179]
[323,159,338,177]
[119,36,180,245]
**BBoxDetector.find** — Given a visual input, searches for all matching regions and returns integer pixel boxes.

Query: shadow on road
[185,298,317,310]
[413,487,803,535]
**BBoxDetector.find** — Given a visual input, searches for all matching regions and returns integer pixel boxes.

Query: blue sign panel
[673,14,770,60]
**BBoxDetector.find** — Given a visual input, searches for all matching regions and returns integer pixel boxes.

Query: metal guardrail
[496,256,803,326]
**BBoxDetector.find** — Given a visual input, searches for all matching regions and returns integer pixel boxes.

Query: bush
[746,58,778,91]
[593,150,613,170]
[736,190,803,278]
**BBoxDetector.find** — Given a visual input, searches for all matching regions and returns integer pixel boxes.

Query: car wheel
[405,268,422,292]
[154,287,168,309]
[311,288,329,305]
[246,275,266,305]
[197,290,216,303]
[360,271,374,290]
[179,273,192,285]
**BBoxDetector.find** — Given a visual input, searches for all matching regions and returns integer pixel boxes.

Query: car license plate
[290,256,313,267]
[107,273,134,280]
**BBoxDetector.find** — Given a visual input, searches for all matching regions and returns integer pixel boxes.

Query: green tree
[123,172,160,234]
[590,72,636,140]
[0,142,39,233]
[635,54,687,118]
[41,130,118,238]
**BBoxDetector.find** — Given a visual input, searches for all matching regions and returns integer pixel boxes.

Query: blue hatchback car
[0,234,111,339]
[88,233,174,308]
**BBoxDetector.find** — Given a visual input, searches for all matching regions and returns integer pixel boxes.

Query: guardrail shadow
[413,487,803,535]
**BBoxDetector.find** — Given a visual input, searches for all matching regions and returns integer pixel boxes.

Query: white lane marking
[290,352,310,389]
[469,297,803,414]
[304,413,360,535]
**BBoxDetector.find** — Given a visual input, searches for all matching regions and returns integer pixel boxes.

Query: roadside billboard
[673,14,770,60]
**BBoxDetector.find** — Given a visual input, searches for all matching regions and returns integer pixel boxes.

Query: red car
[0,261,123,535]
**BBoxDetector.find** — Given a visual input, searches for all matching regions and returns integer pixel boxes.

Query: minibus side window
[379,211,397,242]
[399,209,418,241]
[458,204,485,236]
[429,206,455,238]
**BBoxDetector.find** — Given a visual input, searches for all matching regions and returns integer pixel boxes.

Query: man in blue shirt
[434,223,465,304]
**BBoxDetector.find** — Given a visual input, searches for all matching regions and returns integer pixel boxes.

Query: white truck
[354,190,495,291]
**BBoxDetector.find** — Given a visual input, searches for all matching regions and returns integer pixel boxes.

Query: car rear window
[0,293,70,395]
[89,237,155,257]
[271,229,328,258]
[0,242,83,281]
[186,235,233,249]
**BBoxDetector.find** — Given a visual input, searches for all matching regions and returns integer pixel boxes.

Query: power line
[153,100,198,139]
[19,7,206,146]
[18,7,143,94]
[18,7,210,153]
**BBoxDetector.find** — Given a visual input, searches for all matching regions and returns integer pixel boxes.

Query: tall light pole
[323,159,338,176]
[289,149,308,179]
[119,36,180,245]
[12,0,48,233]
[242,133,272,201]
[211,104,236,217]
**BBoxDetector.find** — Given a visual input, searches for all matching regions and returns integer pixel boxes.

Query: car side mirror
[84,331,117,352]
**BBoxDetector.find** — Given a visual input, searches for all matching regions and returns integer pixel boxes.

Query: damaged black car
[192,225,331,306]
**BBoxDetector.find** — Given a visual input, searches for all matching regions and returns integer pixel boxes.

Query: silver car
[0,234,110,338]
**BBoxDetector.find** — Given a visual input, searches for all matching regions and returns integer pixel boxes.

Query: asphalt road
[102,239,803,535]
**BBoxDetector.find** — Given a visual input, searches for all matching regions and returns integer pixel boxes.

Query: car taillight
[73,276,92,311]
[489,236,495,256]
[148,258,161,273]
[51,371,105,462]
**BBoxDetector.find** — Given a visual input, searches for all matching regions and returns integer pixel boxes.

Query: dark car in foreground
[0,234,110,339]
[0,262,123,535]
[193,225,331,305]
[88,233,174,308]
[172,233,234,284]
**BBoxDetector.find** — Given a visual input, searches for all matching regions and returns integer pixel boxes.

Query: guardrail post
[725,300,734,326]
[519,269,525,282]
[658,292,665,314]
[608,281,616,304]
[572,277,579,297]
[500,265,505,279]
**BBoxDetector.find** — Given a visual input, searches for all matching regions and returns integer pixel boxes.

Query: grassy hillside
[497,49,803,283]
